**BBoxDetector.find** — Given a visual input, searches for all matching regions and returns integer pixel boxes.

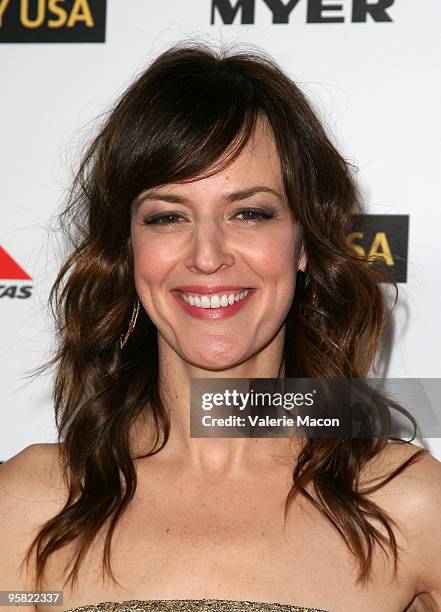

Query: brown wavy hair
[23,41,426,591]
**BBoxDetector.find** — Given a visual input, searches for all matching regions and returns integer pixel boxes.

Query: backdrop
[1,0,440,461]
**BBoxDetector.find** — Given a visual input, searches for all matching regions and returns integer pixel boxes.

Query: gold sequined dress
[63,599,329,612]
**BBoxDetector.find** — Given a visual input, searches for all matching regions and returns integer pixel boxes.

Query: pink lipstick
[171,288,255,320]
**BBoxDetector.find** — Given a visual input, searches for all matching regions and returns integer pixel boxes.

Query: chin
[183,343,247,371]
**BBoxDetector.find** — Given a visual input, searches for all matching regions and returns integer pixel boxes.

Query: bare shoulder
[0,443,67,593]
[391,441,441,522]
[393,443,441,603]
[362,441,441,602]
[0,443,67,508]
[361,439,436,485]
[361,440,441,514]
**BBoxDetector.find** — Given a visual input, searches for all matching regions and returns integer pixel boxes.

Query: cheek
[245,227,298,279]
[132,236,176,286]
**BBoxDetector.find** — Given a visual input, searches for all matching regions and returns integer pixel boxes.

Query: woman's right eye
[143,213,184,225]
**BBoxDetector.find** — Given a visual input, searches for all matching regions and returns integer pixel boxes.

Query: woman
[0,43,440,612]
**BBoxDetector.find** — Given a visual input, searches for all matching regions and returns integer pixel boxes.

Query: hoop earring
[120,297,140,349]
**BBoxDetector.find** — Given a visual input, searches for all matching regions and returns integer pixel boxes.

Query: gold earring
[120,297,140,349]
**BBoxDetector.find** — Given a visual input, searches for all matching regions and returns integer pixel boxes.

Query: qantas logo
[0,245,33,298]
[0,245,31,279]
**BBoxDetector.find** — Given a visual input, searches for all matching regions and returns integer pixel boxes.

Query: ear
[297,246,307,273]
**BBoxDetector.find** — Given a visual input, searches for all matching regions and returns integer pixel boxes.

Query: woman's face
[130,118,306,370]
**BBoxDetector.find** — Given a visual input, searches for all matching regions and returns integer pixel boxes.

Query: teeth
[210,295,221,308]
[180,289,250,309]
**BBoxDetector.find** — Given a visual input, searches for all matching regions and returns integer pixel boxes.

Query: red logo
[0,245,32,280]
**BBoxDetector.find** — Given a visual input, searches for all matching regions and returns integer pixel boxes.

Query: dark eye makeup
[142,208,275,226]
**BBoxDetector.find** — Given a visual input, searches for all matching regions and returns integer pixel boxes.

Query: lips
[173,284,252,296]
[171,287,255,320]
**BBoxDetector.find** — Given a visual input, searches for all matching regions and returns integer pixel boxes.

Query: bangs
[107,56,263,200]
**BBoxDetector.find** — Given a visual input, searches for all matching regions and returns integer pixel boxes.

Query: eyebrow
[134,185,284,208]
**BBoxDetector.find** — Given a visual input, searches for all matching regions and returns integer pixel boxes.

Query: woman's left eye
[234,208,274,222]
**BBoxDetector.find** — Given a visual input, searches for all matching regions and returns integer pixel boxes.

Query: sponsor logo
[0,245,33,298]
[346,214,409,283]
[0,0,106,43]
[211,0,394,25]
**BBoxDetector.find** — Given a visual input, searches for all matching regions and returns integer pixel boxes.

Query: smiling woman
[0,42,441,612]
[130,116,304,364]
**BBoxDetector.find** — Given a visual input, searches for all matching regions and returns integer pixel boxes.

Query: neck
[130,328,303,478]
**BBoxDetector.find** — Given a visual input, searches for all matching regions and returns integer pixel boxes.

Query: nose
[185,218,235,275]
